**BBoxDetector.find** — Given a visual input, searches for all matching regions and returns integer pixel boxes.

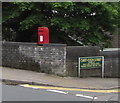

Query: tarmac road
[2,84,119,102]
[1,67,119,102]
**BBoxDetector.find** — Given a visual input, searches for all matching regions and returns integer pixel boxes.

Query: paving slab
[0,66,119,89]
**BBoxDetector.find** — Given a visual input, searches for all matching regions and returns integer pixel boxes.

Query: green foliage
[2,2,119,48]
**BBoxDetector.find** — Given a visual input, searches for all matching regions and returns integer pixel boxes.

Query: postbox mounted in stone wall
[38,27,49,44]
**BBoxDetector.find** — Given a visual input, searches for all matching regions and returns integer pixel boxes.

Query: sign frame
[78,56,104,78]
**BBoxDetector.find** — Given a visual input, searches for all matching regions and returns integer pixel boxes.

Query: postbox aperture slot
[38,30,44,32]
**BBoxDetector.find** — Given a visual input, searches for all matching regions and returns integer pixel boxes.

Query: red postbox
[38,27,49,44]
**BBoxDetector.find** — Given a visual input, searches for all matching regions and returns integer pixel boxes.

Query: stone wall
[2,42,67,76]
[66,46,101,77]
[66,46,119,77]
[1,42,119,77]
[100,50,119,77]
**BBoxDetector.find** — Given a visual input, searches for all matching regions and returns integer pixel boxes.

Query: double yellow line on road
[20,84,120,93]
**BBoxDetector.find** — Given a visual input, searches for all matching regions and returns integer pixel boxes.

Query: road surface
[1,84,119,102]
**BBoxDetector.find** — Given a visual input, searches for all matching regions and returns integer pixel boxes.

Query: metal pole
[78,58,81,78]
[102,56,104,78]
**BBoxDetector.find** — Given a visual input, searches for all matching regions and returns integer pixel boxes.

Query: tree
[2,2,119,48]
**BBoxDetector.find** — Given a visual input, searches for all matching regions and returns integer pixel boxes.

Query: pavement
[0,66,119,90]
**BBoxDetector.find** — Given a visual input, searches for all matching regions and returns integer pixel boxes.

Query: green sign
[78,56,104,78]
[79,56,103,69]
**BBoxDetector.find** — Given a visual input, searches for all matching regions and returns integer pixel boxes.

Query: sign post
[78,56,104,78]
[102,56,104,78]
